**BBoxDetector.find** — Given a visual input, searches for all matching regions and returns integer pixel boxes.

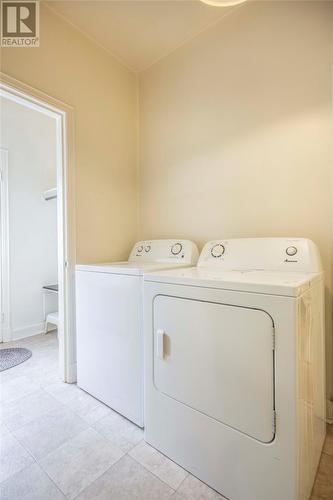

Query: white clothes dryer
[76,239,198,427]
[143,238,325,500]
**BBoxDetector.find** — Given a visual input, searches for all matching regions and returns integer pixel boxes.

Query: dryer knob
[137,245,143,253]
[171,243,182,255]
[286,246,297,257]
[211,244,225,258]
[145,245,151,253]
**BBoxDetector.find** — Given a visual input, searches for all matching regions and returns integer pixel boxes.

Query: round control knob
[145,245,151,253]
[286,246,297,257]
[211,244,225,258]
[137,245,143,253]
[171,243,182,255]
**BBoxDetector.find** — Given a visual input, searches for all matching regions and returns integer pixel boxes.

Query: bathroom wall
[139,1,333,398]
[0,97,58,339]
[1,2,138,263]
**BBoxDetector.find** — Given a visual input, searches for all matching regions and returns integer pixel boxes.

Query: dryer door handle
[156,329,165,359]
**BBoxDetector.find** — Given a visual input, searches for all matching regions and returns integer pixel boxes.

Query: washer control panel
[198,238,322,273]
[129,240,199,265]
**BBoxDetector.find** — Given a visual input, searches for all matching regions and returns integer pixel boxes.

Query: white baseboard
[11,322,45,341]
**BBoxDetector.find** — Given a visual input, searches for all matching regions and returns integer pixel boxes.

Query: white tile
[29,356,58,372]
[129,441,188,490]
[0,462,65,500]
[93,411,144,452]
[30,345,57,357]
[63,389,109,422]
[40,427,124,499]
[0,423,11,438]
[81,403,113,425]
[1,389,63,431]
[77,455,174,500]
[0,375,40,403]
[0,366,26,384]
[175,474,226,499]
[13,406,88,459]
[0,426,34,482]
[44,381,80,404]
[24,367,60,388]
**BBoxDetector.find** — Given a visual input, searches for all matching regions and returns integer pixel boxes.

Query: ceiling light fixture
[200,0,247,6]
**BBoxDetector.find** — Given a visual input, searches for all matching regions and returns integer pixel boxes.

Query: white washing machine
[144,238,326,500]
[75,239,198,427]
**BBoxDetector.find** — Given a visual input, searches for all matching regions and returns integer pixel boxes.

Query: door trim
[0,72,77,383]
[0,149,10,342]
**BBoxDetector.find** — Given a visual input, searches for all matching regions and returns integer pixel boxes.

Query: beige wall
[1,1,333,396]
[1,3,138,263]
[139,1,333,397]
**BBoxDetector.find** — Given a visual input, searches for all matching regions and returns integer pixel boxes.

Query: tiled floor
[0,333,332,500]
[0,333,223,499]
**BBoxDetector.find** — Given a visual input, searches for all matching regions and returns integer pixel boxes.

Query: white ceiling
[45,1,235,72]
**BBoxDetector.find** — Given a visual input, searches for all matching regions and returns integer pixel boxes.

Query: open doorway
[0,75,76,383]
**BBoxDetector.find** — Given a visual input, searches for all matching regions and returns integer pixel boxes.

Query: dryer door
[153,295,275,443]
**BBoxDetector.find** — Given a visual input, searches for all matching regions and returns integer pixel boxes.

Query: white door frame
[328,65,333,423]
[0,72,77,383]
[0,149,10,343]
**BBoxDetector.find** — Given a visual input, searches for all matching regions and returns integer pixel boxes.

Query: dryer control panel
[198,238,322,273]
[129,240,199,265]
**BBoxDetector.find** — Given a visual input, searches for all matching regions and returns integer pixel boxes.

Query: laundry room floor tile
[76,455,173,499]
[80,402,113,425]
[44,380,82,404]
[23,366,61,388]
[12,406,88,460]
[62,388,110,423]
[0,375,41,404]
[0,426,34,483]
[1,389,62,432]
[39,427,124,499]
[93,410,144,452]
[129,440,188,490]
[0,462,65,500]
[174,474,226,499]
